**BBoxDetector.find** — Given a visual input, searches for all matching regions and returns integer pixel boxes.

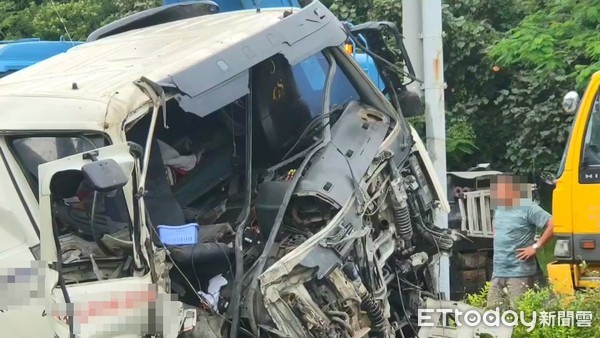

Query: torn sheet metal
[294,101,390,208]
[170,1,347,118]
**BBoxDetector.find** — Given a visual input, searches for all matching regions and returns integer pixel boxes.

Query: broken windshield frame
[277,46,403,163]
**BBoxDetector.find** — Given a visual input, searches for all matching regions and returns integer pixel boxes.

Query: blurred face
[491,175,530,208]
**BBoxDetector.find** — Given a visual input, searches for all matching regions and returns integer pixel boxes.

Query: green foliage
[446,116,479,169]
[100,0,162,26]
[32,0,103,41]
[0,0,160,41]
[330,0,593,175]
[465,284,600,337]
[486,0,600,174]
[442,0,534,172]
[409,114,479,170]
[464,281,490,308]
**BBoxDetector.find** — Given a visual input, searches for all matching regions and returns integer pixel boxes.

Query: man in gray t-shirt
[486,174,554,309]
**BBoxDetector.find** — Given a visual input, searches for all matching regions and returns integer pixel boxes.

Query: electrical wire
[428,229,450,338]
[190,243,202,291]
[230,89,254,338]
[331,140,367,211]
[49,0,74,45]
[281,111,337,161]
[344,25,420,85]
[245,142,325,335]
[280,97,353,162]
[361,179,391,217]
[395,269,417,335]
[146,222,257,337]
[52,216,75,338]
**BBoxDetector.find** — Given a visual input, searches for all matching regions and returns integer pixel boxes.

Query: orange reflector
[344,43,354,54]
[581,240,596,249]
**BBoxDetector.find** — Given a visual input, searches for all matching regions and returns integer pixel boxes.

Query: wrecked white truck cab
[0,1,504,338]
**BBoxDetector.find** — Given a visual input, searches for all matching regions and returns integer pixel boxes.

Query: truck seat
[128,121,187,229]
[252,54,313,161]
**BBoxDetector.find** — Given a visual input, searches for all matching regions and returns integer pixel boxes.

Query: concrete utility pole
[402,0,422,96]
[403,0,449,299]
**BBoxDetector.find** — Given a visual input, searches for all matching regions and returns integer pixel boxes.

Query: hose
[330,316,354,336]
[407,194,453,250]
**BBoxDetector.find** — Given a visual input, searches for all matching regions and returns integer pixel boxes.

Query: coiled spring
[360,293,386,332]
[393,203,413,240]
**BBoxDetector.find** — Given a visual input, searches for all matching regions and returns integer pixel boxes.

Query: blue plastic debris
[157,223,199,246]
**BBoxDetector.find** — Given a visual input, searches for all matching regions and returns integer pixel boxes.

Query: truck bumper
[547,261,600,295]
[547,261,575,295]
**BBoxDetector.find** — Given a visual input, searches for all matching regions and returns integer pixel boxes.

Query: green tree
[32,0,103,41]
[485,0,599,174]
[0,0,160,41]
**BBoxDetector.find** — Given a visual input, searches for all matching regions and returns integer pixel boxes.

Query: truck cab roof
[0,1,345,131]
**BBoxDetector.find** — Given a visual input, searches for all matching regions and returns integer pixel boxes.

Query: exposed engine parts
[343,263,388,335]
[390,178,413,242]
[237,142,459,338]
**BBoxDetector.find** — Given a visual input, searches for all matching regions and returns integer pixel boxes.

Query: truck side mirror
[345,21,423,117]
[82,159,129,192]
[398,89,424,117]
[562,91,580,115]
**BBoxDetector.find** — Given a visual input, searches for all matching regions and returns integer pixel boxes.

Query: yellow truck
[547,71,600,295]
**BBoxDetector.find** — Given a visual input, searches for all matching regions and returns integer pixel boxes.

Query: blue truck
[0,38,82,78]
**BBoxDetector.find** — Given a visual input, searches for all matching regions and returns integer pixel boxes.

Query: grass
[464,282,600,338]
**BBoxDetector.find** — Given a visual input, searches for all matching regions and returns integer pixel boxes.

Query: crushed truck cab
[0,2,491,337]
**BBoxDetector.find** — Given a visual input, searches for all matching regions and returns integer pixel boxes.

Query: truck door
[35,143,178,338]
[572,80,600,263]
[37,143,136,264]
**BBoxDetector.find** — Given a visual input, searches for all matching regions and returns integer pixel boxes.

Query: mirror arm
[351,21,417,80]
[82,150,99,162]
[346,21,421,84]
[127,141,144,159]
